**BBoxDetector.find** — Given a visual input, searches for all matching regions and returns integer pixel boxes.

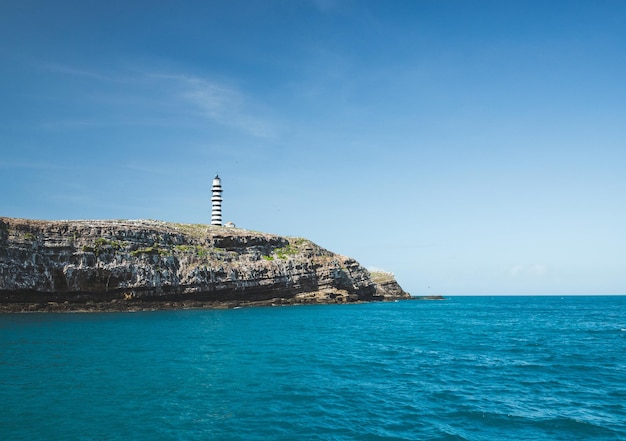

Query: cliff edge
[0,217,410,312]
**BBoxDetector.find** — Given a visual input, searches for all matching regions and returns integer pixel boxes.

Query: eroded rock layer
[0,217,410,311]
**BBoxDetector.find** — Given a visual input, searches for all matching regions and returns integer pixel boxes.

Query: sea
[1,296,625,441]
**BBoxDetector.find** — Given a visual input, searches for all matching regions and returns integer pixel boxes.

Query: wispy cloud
[43,63,128,83]
[151,73,278,138]
[41,64,278,138]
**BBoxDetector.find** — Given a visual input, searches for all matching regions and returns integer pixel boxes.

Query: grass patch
[274,244,299,259]
[131,246,170,257]
[94,238,123,250]
[171,223,212,238]
[369,271,395,283]
[174,245,195,253]
[23,232,36,241]
[83,238,125,256]
[175,244,209,259]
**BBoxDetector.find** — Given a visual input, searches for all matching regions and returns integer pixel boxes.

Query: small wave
[534,415,621,438]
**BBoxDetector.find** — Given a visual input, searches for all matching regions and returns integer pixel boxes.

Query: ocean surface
[1,296,625,441]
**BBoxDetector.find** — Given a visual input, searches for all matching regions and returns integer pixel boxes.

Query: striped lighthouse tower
[211,174,223,226]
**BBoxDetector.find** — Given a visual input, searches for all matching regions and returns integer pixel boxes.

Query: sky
[1,0,625,295]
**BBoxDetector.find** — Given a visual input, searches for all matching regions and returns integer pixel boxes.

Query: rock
[0,217,410,311]
[369,270,410,300]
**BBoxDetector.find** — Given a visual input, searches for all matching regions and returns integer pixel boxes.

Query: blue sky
[1,0,625,295]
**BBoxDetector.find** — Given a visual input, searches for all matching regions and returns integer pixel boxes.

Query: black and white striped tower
[211,174,223,226]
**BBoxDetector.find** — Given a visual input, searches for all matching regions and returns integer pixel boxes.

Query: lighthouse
[211,174,223,226]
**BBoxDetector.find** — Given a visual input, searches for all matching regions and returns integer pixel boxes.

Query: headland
[0,217,410,312]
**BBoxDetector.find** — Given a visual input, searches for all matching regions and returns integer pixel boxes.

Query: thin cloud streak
[40,65,279,138]
[151,73,279,139]
[43,63,130,83]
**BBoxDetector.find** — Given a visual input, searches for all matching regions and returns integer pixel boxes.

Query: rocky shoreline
[0,217,411,312]
[0,297,398,313]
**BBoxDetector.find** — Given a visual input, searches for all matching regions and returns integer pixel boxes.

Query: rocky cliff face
[0,217,410,311]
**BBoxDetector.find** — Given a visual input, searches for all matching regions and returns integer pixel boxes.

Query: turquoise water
[1,296,625,440]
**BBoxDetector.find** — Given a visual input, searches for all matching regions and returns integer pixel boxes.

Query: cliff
[0,217,410,312]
